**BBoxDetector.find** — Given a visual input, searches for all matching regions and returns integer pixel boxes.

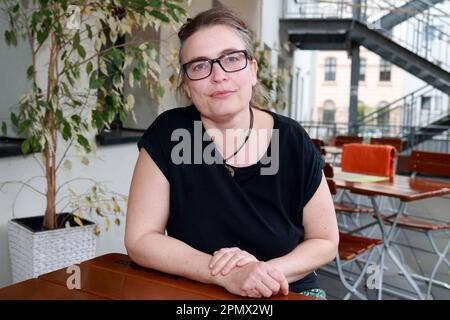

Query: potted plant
[0,0,187,283]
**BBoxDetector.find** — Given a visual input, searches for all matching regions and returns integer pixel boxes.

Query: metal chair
[326,178,383,299]
[381,150,450,299]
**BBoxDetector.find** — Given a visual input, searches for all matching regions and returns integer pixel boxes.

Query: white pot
[8,214,97,283]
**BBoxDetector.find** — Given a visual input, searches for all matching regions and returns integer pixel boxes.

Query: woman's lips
[210,90,235,98]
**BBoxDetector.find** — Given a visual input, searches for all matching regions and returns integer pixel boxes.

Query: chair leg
[336,249,379,300]
[426,232,450,300]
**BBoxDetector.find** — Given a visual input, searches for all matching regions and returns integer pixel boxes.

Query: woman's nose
[210,62,227,82]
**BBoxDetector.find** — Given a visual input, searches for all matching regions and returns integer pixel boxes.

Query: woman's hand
[209,247,258,276]
[216,261,289,298]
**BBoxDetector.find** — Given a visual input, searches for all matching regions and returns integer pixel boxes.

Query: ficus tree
[0,0,187,230]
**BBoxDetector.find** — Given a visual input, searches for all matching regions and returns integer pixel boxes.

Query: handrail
[283,0,450,71]
[358,84,431,123]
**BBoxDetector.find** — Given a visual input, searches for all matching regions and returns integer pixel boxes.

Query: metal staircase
[282,0,450,141]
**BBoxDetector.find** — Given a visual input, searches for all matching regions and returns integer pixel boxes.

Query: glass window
[324,57,336,81]
[322,100,335,123]
[359,58,366,81]
[379,59,391,82]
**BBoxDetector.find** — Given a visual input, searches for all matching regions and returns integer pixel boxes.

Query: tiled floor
[318,193,450,300]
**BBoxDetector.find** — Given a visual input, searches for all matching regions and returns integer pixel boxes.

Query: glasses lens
[186,60,211,80]
[220,51,248,72]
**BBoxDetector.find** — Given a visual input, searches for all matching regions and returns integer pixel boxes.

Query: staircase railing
[283,0,450,72]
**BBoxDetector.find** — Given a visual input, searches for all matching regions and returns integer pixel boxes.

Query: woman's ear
[250,59,258,86]
[183,82,192,99]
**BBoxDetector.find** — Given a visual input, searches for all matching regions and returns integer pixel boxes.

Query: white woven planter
[8,216,97,283]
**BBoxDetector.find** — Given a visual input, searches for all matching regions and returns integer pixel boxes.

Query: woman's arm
[266,173,339,283]
[125,149,220,285]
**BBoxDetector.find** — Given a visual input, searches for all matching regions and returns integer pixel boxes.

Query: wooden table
[333,173,450,299]
[0,253,316,300]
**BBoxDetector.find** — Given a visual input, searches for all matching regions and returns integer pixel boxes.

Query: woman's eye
[225,56,238,63]
[192,62,207,72]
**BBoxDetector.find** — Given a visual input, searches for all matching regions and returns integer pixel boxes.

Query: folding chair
[311,138,326,157]
[334,135,363,147]
[370,137,404,152]
[324,163,374,231]
[380,150,450,299]
[326,178,383,300]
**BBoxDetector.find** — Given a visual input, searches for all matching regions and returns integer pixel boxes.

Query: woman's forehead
[181,25,246,61]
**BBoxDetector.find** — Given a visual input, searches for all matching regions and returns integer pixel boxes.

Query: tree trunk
[43,31,58,230]
[43,139,57,230]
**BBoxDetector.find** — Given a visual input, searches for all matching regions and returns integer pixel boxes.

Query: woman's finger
[209,248,238,269]
[268,268,289,295]
[220,252,255,275]
[210,251,237,275]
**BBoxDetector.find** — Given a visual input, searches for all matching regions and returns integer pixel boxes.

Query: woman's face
[181,25,257,119]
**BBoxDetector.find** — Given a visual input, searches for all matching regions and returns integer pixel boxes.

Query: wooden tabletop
[333,173,450,202]
[0,253,316,300]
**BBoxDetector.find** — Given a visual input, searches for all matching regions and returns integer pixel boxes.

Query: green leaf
[157,83,165,97]
[89,73,103,89]
[148,0,162,6]
[132,68,141,82]
[71,114,81,126]
[77,134,91,153]
[26,65,34,80]
[115,218,121,226]
[119,110,127,124]
[150,10,169,22]
[77,44,86,59]
[21,139,30,154]
[92,111,104,130]
[10,112,19,127]
[86,61,93,75]
[86,24,93,40]
[12,3,20,13]
[37,29,49,44]
[30,137,42,152]
[1,122,7,136]
[167,9,179,23]
[62,122,72,140]
[55,109,64,124]
[73,31,80,48]
[4,30,17,46]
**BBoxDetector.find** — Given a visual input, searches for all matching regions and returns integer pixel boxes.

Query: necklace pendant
[225,164,235,177]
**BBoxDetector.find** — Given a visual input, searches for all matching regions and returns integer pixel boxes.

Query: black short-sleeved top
[137,105,325,292]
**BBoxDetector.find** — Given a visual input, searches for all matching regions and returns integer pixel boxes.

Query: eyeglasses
[182,50,250,81]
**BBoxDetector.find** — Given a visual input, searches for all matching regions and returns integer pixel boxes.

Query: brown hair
[177,6,269,109]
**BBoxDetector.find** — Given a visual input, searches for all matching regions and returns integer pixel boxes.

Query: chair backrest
[323,162,334,178]
[312,138,326,156]
[370,137,403,152]
[323,162,337,195]
[408,150,450,178]
[334,135,363,147]
[341,143,396,177]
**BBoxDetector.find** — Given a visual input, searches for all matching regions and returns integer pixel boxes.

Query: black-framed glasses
[182,50,250,81]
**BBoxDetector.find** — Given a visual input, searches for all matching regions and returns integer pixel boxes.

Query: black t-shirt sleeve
[300,127,325,208]
[137,112,172,182]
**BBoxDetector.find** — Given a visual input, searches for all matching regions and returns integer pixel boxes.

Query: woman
[125,7,339,299]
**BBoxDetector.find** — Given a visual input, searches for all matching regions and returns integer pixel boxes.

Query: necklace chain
[223,107,254,176]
